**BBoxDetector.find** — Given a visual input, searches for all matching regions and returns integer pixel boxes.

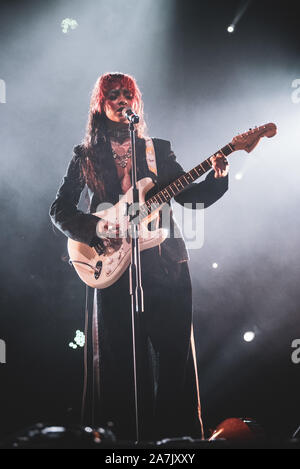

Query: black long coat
[49,137,228,440]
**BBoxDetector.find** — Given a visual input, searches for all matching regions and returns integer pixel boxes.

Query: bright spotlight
[227,24,235,33]
[243,331,255,342]
[235,172,243,180]
[74,330,85,347]
[61,18,78,34]
[69,330,85,350]
[212,262,219,269]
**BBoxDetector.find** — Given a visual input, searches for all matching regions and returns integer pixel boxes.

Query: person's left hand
[210,153,229,179]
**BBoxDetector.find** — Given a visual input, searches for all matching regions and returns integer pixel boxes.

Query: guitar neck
[139,142,235,218]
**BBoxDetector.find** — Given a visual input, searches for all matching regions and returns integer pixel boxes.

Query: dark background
[0,0,299,440]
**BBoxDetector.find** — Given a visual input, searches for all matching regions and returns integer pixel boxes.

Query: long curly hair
[80,73,147,199]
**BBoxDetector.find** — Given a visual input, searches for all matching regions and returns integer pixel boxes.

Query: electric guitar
[68,123,277,289]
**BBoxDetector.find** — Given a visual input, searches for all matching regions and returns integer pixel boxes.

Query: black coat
[49,137,228,262]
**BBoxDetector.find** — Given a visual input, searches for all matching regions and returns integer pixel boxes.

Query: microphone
[123,108,139,124]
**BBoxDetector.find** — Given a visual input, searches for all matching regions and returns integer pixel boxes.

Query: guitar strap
[145,137,162,256]
[145,137,158,176]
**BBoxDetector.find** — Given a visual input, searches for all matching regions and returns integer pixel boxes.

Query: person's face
[104,83,134,123]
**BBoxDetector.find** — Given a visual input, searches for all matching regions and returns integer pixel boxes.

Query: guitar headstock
[231,123,277,153]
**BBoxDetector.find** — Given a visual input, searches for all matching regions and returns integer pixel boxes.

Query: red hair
[86,72,146,141]
[81,73,147,199]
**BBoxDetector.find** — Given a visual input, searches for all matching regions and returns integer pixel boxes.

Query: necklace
[112,148,132,168]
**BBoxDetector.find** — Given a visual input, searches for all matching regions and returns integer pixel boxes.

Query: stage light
[69,342,77,349]
[235,172,243,180]
[212,262,219,269]
[69,330,85,350]
[61,18,78,34]
[74,330,85,347]
[226,0,251,35]
[210,417,265,441]
[243,331,255,342]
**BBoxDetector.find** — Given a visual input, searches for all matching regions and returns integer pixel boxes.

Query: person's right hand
[96,220,122,254]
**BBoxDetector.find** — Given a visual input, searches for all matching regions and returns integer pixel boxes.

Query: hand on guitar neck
[210,153,229,179]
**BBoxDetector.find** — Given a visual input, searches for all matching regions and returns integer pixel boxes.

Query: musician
[49,72,229,440]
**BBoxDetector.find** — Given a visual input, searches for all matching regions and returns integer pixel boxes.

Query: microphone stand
[127,114,144,443]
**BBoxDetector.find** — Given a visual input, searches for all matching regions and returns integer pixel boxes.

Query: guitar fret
[141,206,148,216]
[147,199,157,211]
[150,202,159,211]
[221,145,232,157]
[161,192,166,201]
[169,184,176,195]
[155,192,162,203]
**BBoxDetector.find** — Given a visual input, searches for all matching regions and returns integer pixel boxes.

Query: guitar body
[67,177,168,289]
